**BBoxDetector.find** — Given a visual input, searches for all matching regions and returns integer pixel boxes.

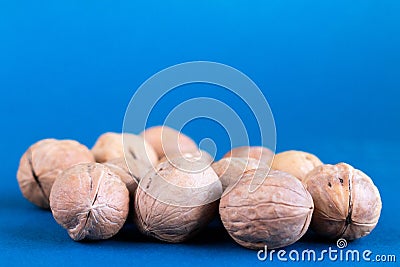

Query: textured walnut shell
[212,157,260,191]
[103,157,153,222]
[17,139,95,209]
[158,150,214,174]
[134,158,222,243]
[50,163,129,241]
[140,126,198,159]
[159,150,213,164]
[91,132,158,166]
[103,157,144,198]
[220,169,314,250]
[304,163,382,240]
[223,146,274,166]
[272,150,322,182]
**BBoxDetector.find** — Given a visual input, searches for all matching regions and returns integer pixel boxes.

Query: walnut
[304,163,382,240]
[50,163,129,241]
[134,158,222,242]
[212,157,260,191]
[220,169,314,249]
[272,150,322,182]
[158,150,213,172]
[16,139,94,209]
[140,126,198,159]
[223,146,274,166]
[103,157,145,197]
[91,132,158,166]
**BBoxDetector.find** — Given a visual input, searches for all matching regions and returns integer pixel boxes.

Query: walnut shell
[212,157,260,191]
[158,150,214,174]
[50,163,129,241]
[103,157,143,198]
[134,158,222,243]
[91,132,158,166]
[17,139,95,209]
[272,150,322,182]
[220,169,314,250]
[159,150,213,164]
[304,163,382,240]
[223,146,274,166]
[140,126,198,159]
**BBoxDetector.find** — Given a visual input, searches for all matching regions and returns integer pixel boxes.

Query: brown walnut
[103,157,144,198]
[158,150,214,174]
[91,132,158,166]
[272,150,322,182]
[220,169,314,250]
[134,158,222,243]
[158,150,213,164]
[140,126,198,159]
[17,139,94,209]
[223,146,274,166]
[50,163,129,241]
[212,157,260,191]
[304,163,382,240]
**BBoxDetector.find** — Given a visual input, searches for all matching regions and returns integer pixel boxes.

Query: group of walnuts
[16,126,382,250]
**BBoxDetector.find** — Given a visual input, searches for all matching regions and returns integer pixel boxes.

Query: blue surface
[1,1,399,266]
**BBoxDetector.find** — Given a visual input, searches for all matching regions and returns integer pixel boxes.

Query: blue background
[1,0,399,266]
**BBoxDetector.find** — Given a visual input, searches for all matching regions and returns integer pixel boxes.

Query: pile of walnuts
[16,126,382,249]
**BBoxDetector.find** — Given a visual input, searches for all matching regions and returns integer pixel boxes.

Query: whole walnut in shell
[304,163,382,240]
[220,169,314,250]
[158,150,214,173]
[103,157,143,198]
[91,132,158,166]
[272,150,322,182]
[212,157,260,191]
[50,163,129,241]
[223,146,274,166]
[17,139,94,209]
[140,126,198,159]
[159,150,213,164]
[134,158,222,243]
